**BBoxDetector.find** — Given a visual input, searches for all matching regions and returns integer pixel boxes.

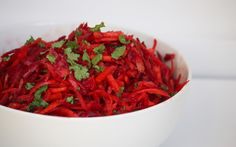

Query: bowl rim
[0,23,192,121]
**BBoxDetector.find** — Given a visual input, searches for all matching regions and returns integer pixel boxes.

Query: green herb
[46,54,56,64]
[52,40,65,48]
[27,85,48,111]
[117,86,125,97]
[82,50,91,67]
[93,44,105,54]
[170,92,176,97]
[119,34,130,44]
[75,30,82,36]
[69,64,89,81]
[25,82,35,90]
[82,40,90,46]
[66,96,74,104]
[64,48,80,64]
[38,42,45,48]
[34,85,48,100]
[25,36,35,45]
[64,47,89,81]
[160,84,169,91]
[66,41,78,49]
[92,54,102,65]
[90,22,105,32]
[2,56,11,61]
[111,46,126,59]
[93,65,104,72]
[77,87,80,91]
[113,110,118,114]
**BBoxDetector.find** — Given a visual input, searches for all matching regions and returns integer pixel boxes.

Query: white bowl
[0,24,191,147]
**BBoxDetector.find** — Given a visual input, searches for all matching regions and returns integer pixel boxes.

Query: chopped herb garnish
[2,56,11,61]
[38,42,45,48]
[170,92,176,97]
[27,85,48,111]
[75,30,82,36]
[111,46,126,59]
[64,48,80,64]
[52,40,65,48]
[34,85,48,101]
[160,84,169,91]
[119,34,130,44]
[90,22,105,32]
[66,41,78,49]
[82,40,90,46]
[46,54,56,64]
[66,96,74,104]
[93,65,104,72]
[92,54,102,65]
[82,50,91,67]
[25,82,35,90]
[93,44,105,54]
[25,36,35,45]
[113,110,118,114]
[64,47,89,81]
[117,86,125,97]
[69,64,89,81]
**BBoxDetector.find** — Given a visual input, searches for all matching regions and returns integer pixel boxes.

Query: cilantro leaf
[93,44,105,54]
[2,56,11,61]
[117,86,125,97]
[46,54,56,64]
[25,82,35,90]
[66,96,74,104]
[75,30,82,36]
[70,64,89,81]
[64,47,89,81]
[52,40,65,48]
[64,48,80,63]
[27,85,48,111]
[111,46,126,59]
[93,65,104,72]
[160,84,169,91]
[82,50,91,67]
[25,36,35,45]
[34,85,48,100]
[119,34,130,44]
[66,41,78,49]
[91,54,102,65]
[90,22,105,32]
[38,42,45,48]
[82,40,90,46]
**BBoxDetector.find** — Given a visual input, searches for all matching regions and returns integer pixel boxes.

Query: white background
[0,0,236,146]
[0,0,236,78]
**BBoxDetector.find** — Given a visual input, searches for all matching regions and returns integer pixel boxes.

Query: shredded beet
[0,22,188,117]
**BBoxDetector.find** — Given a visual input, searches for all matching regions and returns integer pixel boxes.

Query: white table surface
[161,78,236,147]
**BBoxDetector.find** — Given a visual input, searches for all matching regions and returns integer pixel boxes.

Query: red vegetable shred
[0,22,188,117]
